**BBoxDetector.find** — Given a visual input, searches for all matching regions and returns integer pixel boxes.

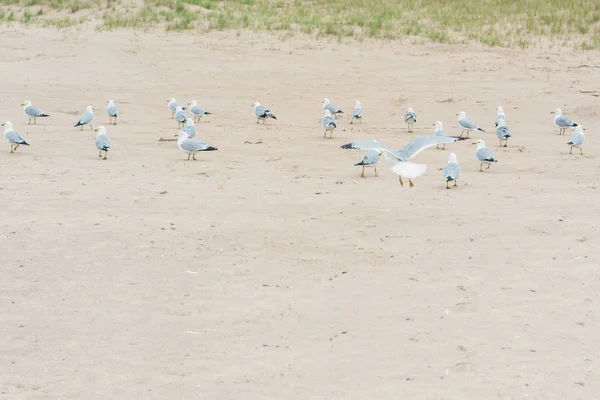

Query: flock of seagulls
[2,97,587,189]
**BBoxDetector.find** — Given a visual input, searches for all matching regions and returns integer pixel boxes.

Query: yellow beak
[432,123,435,126]
[94,129,98,132]
[1,124,4,126]
[455,113,459,116]
[550,111,555,114]
[471,142,476,145]
[20,103,24,106]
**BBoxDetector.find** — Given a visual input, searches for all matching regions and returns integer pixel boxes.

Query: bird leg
[80,125,83,131]
[442,144,446,150]
[90,124,93,131]
[359,119,362,124]
[350,118,354,124]
[570,146,573,154]
[109,116,112,124]
[329,132,334,139]
[34,118,36,125]
[409,179,414,188]
[480,163,483,171]
[187,153,191,160]
[98,150,103,157]
[398,176,404,186]
[486,162,491,169]
[27,118,31,125]
[171,111,175,119]
[103,152,108,160]
[454,180,458,187]
[360,166,365,178]
[374,167,378,177]
[580,148,583,155]
[9,144,14,153]
[192,153,197,160]
[114,118,117,126]
[446,181,449,189]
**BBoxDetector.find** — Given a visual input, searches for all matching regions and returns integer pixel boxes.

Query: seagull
[74,106,94,131]
[176,131,218,160]
[94,126,111,160]
[354,150,380,178]
[167,98,186,119]
[322,109,338,139]
[21,101,49,125]
[433,121,466,149]
[567,126,585,155]
[405,108,417,133]
[253,102,277,123]
[183,118,197,138]
[443,152,461,189]
[107,100,118,125]
[340,135,462,188]
[187,100,211,123]
[457,111,485,138]
[551,108,578,135]
[350,100,363,124]
[322,98,344,115]
[495,106,507,125]
[2,121,29,153]
[473,139,498,171]
[174,106,187,128]
[495,119,511,147]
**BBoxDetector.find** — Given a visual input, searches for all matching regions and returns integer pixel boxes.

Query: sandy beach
[1,26,599,399]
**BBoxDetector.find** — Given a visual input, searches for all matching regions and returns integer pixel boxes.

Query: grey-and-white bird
[322,109,338,139]
[340,135,462,188]
[176,131,218,160]
[405,107,417,133]
[107,100,118,125]
[551,108,578,135]
[443,152,461,189]
[495,119,511,147]
[174,106,187,128]
[167,98,185,119]
[457,111,485,138]
[94,126,111,160]
[433,121,466,149]
[21,101,49,125]
[2,121,29,153]
[322,98,343,115]
[188,100,211,123]
[350,100,363,124]
[183,118,197,138]
[253,102,277,123]
[74,105,94,131]
[495,106,507,125]
[354,150,380,178]
[567,125,585,155]
[473,139,497,171]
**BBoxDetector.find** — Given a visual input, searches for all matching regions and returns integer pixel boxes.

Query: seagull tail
[20,140,30,146]
[336,110,344,114]
[567,141,574,145]
[203,111,212,115]
[477,127,485,132]
[40,113,50,117]
[204,146,218,151]
[74,121,83,127]
[340,143,355,149]
[445,176,454,182]
[449,136,468,141]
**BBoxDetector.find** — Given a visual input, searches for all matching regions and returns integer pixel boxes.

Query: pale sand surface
[1,27,599,399]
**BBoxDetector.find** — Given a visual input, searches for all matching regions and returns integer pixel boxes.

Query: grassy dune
[1,0,600,49]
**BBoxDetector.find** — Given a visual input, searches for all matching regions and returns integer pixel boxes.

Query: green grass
[2,0,600,49]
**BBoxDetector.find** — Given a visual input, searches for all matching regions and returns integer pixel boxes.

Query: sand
[1,26,599,399]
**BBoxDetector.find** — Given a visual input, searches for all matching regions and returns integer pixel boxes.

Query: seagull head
[448,152,458,163]
[575,125,584,133]
[472,139,486,148]
[252,102,261,108]
[95,126,106,135]
[322,98,330,105]
[434,121,443,130]
[188,100,197,107]
[107,100,114,106]
[355,100,361,107]
[21,101,31,107]
[176,131,189,139]
[551,108,562,115]
[497,106,504,114]
[86,105,94,112]
[457,111,466,118]
[406,107,414,112]
[2,121,12,129]
[168,98,176,104]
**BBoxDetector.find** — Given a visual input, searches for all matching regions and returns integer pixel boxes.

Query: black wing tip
[477,128,485,132]
[446,176,454,181]
[452,136,468,141]
[340,143,354,149]
[204,112,212,115]
[270,116,277,119]
[40,114,50,117]
[74,122,81,127]
[567,141,574,145]
[336,110,344,114]
[205,146,218,151]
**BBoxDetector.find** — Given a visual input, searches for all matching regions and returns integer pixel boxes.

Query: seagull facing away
[21,101,49,125]
[2,121,29,153]
[168,98,185,119]
[473,139,498,171]
[253,102,277,124]
[94,126,111,160]
[322,98,344,115]
[443,152,461,189]
[457,111,485,138]
[174,106,187,128]
[351,100,363,124]
[551,108,578,135]
[405,108,417,133]
[183,118,197,138]
[495,106,507,125]
[340,135,462,188]
[107,100,118,125]
[187,100,211,123]
[322,109,338,139]
[74,106,94,131]
[433,121,466,149]
[495,119,511,147]
[176,131,218,160]
[354,150,380,178]
[567,126,585,155]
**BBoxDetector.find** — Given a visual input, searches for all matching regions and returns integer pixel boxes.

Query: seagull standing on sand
[94,126,111,160]
[350,100,363,124]
[433,121,466,149]
[443,152,461,189]
[567,126,585,155]
[188,100,211,122]
[551,108,578,135]
[405,108,417,133]
[2,121,29,153]
[74,106,94,131]
[457,111,485,138]
[176,131,218,160]
[340,136,462,188]
[495,119,511,147]
[21,101,49,125]
[322,109,338,139]
[168,98,185,119]
[354,150,380,178]
[473,139,497,171]
[322,98,344,115]
[107,100,118,125]
[253,102,277,123]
